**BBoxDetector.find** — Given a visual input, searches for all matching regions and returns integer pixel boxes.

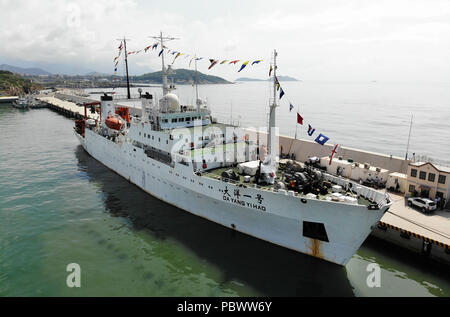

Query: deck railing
[324,173,390,207]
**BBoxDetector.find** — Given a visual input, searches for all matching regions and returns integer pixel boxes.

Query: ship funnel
[101,94,114,128]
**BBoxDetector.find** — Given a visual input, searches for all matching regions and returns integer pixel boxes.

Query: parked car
[407,197,437,213]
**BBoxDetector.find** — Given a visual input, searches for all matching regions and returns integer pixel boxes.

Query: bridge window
[179,118,185,122]
[172,118,178,123]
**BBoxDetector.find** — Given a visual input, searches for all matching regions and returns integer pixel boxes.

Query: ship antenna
[230,101,233,125]
[195,55,200,112]
[268,49,278,157]
[149,32,179,96]
[287,105,299,156]
[117,37,132,99]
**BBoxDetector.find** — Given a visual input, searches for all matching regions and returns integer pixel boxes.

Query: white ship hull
[77,129,388,266]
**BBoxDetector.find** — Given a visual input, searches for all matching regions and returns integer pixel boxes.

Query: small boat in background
[11,95,45,109]
[12,96,29,110]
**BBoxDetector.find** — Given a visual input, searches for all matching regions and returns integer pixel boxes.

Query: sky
[1,0,450,82]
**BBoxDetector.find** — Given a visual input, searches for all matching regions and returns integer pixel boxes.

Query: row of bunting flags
[114,40,263,74]
[274,72,340,165]
[114,41,341,164]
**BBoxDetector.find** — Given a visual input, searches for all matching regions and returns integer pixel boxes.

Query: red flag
[297,113,303,125]
[329,144,339,166]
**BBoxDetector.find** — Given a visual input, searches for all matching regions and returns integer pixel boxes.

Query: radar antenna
[149,32,179,96]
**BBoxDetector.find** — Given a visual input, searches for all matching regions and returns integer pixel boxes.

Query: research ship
[74,33,392,266]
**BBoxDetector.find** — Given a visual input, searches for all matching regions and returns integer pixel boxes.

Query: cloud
[0,0,449,81]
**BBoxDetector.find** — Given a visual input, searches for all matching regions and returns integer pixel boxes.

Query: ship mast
[123,37,131,99]
[195,56,200,112]
[149,32,179,96]
[268,49,278,157]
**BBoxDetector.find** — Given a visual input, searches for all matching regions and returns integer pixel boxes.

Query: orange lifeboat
[105,116,123,130]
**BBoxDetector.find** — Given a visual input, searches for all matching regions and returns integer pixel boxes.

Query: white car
[407,197,437,213]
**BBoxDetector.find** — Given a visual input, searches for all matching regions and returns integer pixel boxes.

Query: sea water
[1,81,450,296]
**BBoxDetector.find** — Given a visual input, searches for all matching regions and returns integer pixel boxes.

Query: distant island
[0,70,41,95]
[236,76,299,82]
[0,64,231,90]
[132,69,231,85]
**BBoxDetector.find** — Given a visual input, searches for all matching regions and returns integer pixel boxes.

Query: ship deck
[202,165,374,207]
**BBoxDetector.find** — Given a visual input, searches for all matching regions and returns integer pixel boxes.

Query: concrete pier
[0,96,18,104]
[37,96,100,121]
[373,192,450,264]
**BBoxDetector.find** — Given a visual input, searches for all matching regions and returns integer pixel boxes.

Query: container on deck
[238,161,260,176]
[332,185,343,193]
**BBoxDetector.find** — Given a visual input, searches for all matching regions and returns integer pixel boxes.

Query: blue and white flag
[307,125,315,136]
[315,133,329,146]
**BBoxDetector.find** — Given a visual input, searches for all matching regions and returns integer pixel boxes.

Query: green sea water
[0,106,449,297]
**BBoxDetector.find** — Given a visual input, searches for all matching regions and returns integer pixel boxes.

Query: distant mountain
[0,64,52,76]
[132,69,231,84]
[235,76,299,82]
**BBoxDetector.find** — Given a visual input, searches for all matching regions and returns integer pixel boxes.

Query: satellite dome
[160,93,180,112]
